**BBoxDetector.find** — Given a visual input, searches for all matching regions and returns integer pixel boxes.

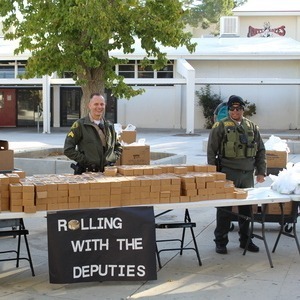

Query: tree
[185,0,247,34]
[0,0,196,116]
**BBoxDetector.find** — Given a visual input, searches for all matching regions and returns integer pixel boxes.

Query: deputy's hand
[256,175,265,183]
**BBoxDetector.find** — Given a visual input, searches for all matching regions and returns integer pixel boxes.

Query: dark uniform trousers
[214,166,255,246]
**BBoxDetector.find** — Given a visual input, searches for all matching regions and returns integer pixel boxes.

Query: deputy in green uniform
[207,95,266,254]
[64,93,122,174]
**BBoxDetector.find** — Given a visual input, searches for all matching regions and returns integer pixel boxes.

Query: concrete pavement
[0,127,300,300]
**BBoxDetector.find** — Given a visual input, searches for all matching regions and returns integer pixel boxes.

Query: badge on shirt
[67,131,74,138]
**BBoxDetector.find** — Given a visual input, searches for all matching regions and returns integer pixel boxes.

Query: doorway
[60,87,117,126]
[0,89,16,127]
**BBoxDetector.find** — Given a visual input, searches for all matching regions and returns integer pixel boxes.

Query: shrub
[196,85,223,129]
[196,85,256,129]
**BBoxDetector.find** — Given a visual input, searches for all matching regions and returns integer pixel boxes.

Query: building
[0,0,300,132]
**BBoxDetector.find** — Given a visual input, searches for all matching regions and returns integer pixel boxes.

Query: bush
[196,85,223,129]
[196,85,256,129]
[243,100,256,119]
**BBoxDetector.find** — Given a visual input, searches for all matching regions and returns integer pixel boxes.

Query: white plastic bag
[124,124,136,131]
[128,138,146,146]
[264,135,290,152]
[270,164,300,194]
[114,123,123,136]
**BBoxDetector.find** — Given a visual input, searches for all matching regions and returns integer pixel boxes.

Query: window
[157,63,173,78]
[60,88,81,127]
[17,66,26,76]
[17,61,27,76]
[138,60,154,78]
[116,60,174,79]
[118,60,135,78]
[0,62,14,78]
[17,89,43,126]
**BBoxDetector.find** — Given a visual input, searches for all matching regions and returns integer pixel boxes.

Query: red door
[0,89,16,127]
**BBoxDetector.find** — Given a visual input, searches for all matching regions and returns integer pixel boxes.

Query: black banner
[47,206,157,283]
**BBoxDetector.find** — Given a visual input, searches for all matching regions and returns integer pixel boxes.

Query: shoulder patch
[71,122,79,129]
[212,122,220,128]
[67,131,74,138]
[224,121,235,127]
[244,119,254,130]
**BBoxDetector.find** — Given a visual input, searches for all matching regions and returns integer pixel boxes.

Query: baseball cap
[227,95,245,107]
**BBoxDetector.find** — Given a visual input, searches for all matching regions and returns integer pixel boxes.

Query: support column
[52,85,60,128]
[42,75,51,133]
[177,58,195,134]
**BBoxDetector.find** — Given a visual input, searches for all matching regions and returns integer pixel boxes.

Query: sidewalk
[0,128,300,300]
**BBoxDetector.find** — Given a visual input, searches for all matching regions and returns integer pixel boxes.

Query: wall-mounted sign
[248,22,286,37]
[47,206,157,283]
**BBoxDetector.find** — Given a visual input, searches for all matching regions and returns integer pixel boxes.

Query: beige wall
[188,12,300,41]
[238,16,300,40]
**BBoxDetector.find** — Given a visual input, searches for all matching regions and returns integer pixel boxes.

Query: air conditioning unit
[220,16,239,36]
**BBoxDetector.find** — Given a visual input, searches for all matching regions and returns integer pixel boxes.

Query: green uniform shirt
[63,115,122,172]
[207,117,266,176]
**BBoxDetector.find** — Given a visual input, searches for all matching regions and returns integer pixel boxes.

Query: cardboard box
[265,202,293,215]
[120,145,150,165]
[266,150,288,168]
[120,130,137,144]
[0,140,14,171]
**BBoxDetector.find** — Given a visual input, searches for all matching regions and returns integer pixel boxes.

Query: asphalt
[1,127,300,300]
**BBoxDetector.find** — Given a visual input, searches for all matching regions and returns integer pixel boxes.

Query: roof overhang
[2,37,300,63]
[233,0,300,16]
[110,37,300,61]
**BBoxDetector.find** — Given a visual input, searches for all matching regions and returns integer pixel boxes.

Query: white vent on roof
[220,16,239,36]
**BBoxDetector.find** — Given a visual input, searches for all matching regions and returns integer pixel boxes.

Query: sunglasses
[229,106,243,112]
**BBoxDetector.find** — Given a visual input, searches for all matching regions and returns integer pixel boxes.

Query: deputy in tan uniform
[207,95,266,254]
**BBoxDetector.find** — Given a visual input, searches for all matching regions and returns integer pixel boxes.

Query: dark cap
[227,95,245,107]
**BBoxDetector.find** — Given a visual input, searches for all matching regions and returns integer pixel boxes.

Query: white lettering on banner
[73,264,146,278]
[58,219,67,231]
[57,217,123,231]
[71,239,110,252]
[116,238,143,250]
[81,217,123,230]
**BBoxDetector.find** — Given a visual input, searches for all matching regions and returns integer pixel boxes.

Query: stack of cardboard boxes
[0,140,14,172]
[0,140,15,211]
[118,128,150,165]
[0,164,249,213]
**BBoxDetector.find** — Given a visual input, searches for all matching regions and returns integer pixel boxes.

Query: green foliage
[184,0,235,30]
[184,0,247,35]
[0,0,196,115]
[196,85,223,129]
[243,100,256,118]
[196,84,257,129]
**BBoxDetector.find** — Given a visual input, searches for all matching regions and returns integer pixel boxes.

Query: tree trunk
[79,67,106,117]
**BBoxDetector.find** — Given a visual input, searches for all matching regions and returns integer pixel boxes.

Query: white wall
[193,59,300,130]
[195,84,299,130]
[117,86,183,129]
[115,58,300,131]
